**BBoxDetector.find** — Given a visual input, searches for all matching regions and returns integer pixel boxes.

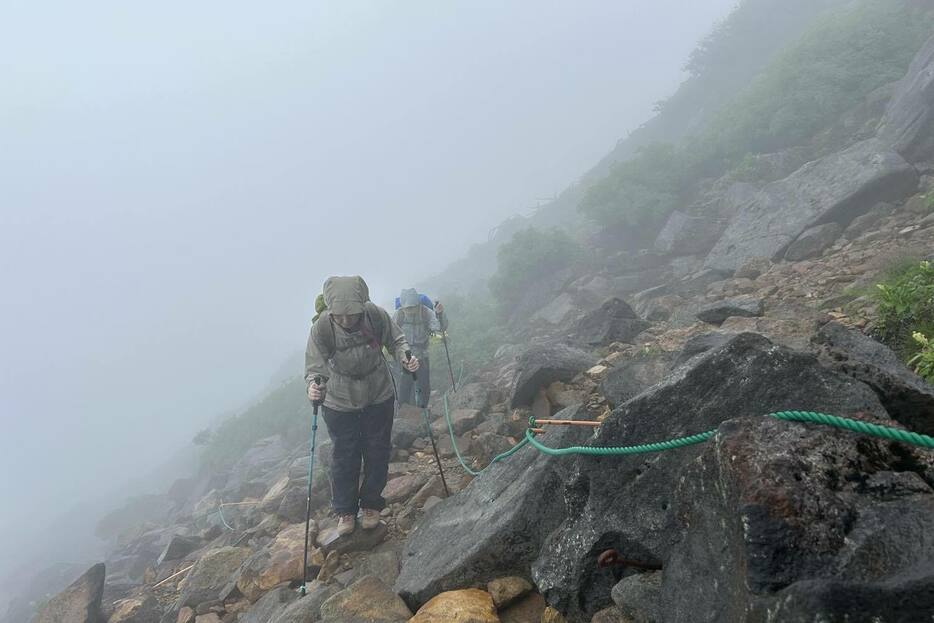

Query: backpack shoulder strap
[364,302,387,344]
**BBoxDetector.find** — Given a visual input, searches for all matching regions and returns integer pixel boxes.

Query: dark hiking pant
[321,398,394,515]
[397,353,431,408]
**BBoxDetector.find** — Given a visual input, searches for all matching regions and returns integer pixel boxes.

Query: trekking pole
[435,301,457,393]
[300,375,322,596]
[407,350,450,497]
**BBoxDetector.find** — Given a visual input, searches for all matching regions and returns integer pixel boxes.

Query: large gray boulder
[672,332,733,368]
[665,415,934,622]
[611,572,661,623]
[878,34,934,165]
[531,333,892,622]
[574,298,650,347]
[391,419,424,449]
[447,382,494,413]
[695,297,764,325]
[783,222,843,261]
[394,406,591,610]
[508,344,597,408]
[705,139,918,273]
[35,563,105,623]
[600,354,674,409]
[653,210,728,257]
[812,321,934,436]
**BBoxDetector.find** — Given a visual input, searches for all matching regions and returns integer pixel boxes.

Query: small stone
[195,601,222,615]
[177,548,250,609]
[334,569,356,587]
[316,550,341,583]
[237,523,317,602]
[318,575,412,622]
[541,606,567,623]
[734,256,772,280]
[498,592,546,623]
[436,434,470,459]
[585,365,609,380]
[487,576,533,609]
[194,615,222,623]
[316,520,388,554]
[177,608,195,623]
[431,409,483,436]
[409,589,499,623]
[107,593,161,623]
[383,473,428,504]
[591,606,629,622]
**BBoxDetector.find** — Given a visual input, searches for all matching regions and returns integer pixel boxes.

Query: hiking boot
[337,514,356,536]
[360,508,380,530]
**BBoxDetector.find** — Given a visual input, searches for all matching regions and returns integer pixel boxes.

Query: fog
[0,0,735,605]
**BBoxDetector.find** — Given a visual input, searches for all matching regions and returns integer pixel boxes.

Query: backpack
[317,302,388,360]
[394,293,434,311]
[312,293,327,323]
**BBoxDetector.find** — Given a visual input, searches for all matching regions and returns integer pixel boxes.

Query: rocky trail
[31,33,934,623]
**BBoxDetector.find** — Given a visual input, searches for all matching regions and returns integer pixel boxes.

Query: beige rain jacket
[304,276,410,412]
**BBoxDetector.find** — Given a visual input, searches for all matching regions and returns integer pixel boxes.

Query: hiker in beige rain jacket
[304,275,418,536]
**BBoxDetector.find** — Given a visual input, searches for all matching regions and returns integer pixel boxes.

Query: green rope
[441,391,530,475]
[429,358,934,469]
[525,410,934,456]
[429,361,533,476]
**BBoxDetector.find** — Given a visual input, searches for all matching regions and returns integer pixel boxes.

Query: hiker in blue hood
[393,288,448,408]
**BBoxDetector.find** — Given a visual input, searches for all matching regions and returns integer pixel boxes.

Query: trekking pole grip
[405,350,417,381]
[312,375,322,415]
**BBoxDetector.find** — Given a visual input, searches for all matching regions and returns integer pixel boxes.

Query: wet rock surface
[531,333,893,621]
[35,563,106,623]
[705,138,918,272]
[666,416,934,622]
[508,344,597,408]
[395,406,591,609]
[813,321,934,436]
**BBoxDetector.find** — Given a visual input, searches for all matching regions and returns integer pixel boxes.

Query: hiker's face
[403,306,419,319]
[333,313,363,330]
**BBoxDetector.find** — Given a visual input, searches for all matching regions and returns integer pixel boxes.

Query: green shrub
[908,332,934,382]
[578,143,690,235]
[873,260,934,363]
[579,0,934,235]
[489,227,581,309]
[696,0,934,168]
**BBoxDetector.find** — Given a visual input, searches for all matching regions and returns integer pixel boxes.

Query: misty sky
[0,0,736,584]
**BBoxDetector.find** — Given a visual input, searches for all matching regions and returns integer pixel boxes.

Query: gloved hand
[402,355,420,373]
[307,381,326,402]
